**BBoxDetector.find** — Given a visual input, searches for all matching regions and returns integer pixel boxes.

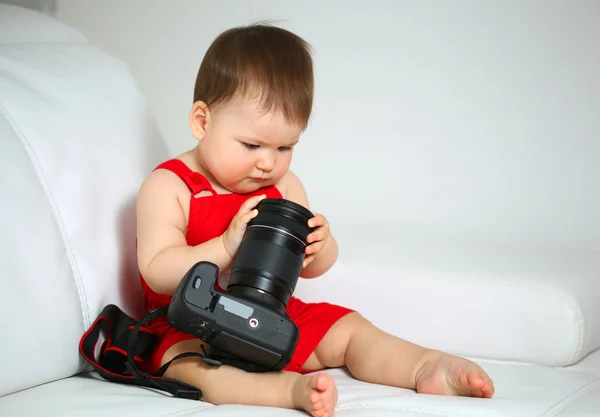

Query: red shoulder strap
[153,159,216,195]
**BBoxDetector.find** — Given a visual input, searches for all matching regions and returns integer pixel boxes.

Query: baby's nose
[257,154,275,172]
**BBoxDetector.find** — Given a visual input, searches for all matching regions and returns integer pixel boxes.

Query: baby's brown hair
[193,24,314,129]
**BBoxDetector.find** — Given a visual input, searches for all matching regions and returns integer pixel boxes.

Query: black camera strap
[79,304,203,400]
[79,303,272,400]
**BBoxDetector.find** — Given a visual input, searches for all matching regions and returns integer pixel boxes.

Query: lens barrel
[227,198,314,313]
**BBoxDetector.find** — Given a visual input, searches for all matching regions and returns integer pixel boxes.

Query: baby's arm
[136,169,233,295]
[281,171,338,279]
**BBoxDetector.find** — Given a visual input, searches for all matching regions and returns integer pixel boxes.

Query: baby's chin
[228,178,276,195]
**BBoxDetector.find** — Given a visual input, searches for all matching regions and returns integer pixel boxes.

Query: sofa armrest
[293,229,600,367]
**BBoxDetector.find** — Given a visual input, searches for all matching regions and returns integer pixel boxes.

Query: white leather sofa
[2,4,600,416]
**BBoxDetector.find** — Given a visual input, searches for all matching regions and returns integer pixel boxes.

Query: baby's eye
[278,146,292,152]
[242,142,259,150]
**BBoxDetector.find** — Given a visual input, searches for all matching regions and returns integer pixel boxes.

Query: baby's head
[189,24,314,194]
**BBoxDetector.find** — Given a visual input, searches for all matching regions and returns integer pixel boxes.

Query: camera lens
[227,198,315,313]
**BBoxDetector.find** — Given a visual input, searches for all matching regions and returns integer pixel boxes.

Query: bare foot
[292,373,338,417]
[415,351,495,398]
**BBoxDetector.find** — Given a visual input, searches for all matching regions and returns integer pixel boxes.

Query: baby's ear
[189,101,211,140]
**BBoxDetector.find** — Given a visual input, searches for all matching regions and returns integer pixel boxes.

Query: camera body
[167,198,315,372]
[167,261,299,372]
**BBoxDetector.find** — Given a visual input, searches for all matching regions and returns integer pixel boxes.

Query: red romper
[140,159,354,374]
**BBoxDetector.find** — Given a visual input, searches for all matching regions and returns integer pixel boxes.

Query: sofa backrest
[0,4,170,396]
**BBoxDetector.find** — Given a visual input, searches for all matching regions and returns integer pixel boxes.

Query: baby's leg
[303,312,495,398]
[162,339,338,416]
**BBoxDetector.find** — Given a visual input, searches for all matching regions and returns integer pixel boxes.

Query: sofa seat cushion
[293,230,600,367]
[2,354,600,417]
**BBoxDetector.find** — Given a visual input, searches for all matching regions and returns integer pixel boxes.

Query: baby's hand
[304,213,330,268]
[222,194,267,258]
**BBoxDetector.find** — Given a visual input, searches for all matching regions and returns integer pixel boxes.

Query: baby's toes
[468,371,495,398]
[466,373,485,397]
[310,390,324,414]
[480,377,495,398]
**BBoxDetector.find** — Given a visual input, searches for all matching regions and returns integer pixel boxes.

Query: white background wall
[54,1,599,253]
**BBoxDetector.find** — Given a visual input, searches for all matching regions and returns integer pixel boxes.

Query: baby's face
[202,97,303,194]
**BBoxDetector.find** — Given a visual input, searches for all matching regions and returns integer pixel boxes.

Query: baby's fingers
[239,194,267,214]
[306,240,325,255]
[308,213,326,229]
[232,206,259,231]
[307,226,329,244]
[303,254,315,268]
[241,207,259,224]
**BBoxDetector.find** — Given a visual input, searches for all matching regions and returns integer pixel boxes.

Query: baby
[136,24,494,417]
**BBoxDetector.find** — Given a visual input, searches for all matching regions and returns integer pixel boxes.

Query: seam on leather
[160,405,213,417]
[0,103,91,330]
[336,404,469,416]
[539,377,600,416]
[419,272,585,366]
[565,295,585,365]
[553,382,600,417]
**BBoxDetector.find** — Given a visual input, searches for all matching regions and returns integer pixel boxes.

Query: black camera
[167,198,315,372]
